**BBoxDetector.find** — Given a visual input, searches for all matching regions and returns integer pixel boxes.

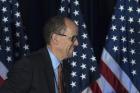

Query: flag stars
[74,0,79,6]
[71,61,77,67]
[2,7,7,13]
[82,33,87,39]
[120,16,125,21]
[1,0,6,3]
[120,26,126,32]
[15,2,19,7]
[90,66,96,72]
[74,20,79,25]
[119,5,124,11]
[15,21,21,27]
[129,38,135,44]
[3,27,9,32]
[2,17,8,23]
[128,17,134,23]
[112,35,118,41]
[7,56,12,62]
[131,59,136,65]
[16,32,20,37]
[81,54,86,60]
[129,28,134,34]
[90,56,96,62]
[5,37,10,42]
[23,44,29,50]
[6,46,11,52]
[80,74,86,80]
[71,71,77,77]
[70,81,76,87]
[136,8,140,13]
[127,7,133,12]
[80,63,86,69]
[81,43,87,49]
[130,49,135,55]
[73,51,77,57]
[82,23,86,29]
[113,46,118,52]
[15,12,20,18]
[112,15,116,20]
[131,70,136,76]
[59,6,65,13]
[122,47,127,53]
[121,37,127,42]
[138,18,140,24]
[73,10,79,16]
[111,25,117,31]
[122,57,128,63]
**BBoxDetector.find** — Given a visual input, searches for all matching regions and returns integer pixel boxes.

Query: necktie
[58,64,63,93]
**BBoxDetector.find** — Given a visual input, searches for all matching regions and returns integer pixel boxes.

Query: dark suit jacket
[0,48,57,93]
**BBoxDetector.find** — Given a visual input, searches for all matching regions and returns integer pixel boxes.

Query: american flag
[93,0,140,92]
[0,0,29,87]
[58,0,100,93]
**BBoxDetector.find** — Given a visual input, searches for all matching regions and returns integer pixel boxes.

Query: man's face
[57,20,78,59]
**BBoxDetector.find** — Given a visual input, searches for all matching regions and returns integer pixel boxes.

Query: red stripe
[0,76,5,87]
[90,81,102,93]
[100,60,128,93]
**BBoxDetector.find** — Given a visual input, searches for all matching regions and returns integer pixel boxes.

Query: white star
[15,22,21,27]
[74,0,79,6]
[120,26,126,32]
[121,37,127,42]
[23,44,29,50]
[80,74,86,80]
[73,10,79,16]
[15,12,20,18]
[7,56,12,62]
[2,17,8,23]
[81,43,87,49]
[136,8,140,14]
[119,5,124,11]
[82,23,86,29]
[5,37,10,42]
[131,70,136,76]
[70,81,76,87]
[122,47,127,53]
[138,18,140,24]
[3,27,9,32]
[130,59,136,65]
[71,71,77,77]
[128,17,134,23]
[16,32,20,37]
[15,2,19,7]
[71,61,77,67]
[59,6,65,13]
[129,38,135,44]
[81,54,86,60]
[2,7,7,13]
[74,20,79,25]
[6,46,11,52]
[129,28,134,34]
[122,57,128,63]
[90,56,96,62]
[113,46,118,52]
[1,0,6,3]
[112,35,117,41]
[111,25,117,31]
[130,49,135,55]
[73,51,77,57]
[120,16,125,21]
[90,66,96,72]
[112,15,116,20]
[82,33,87,39]
[0,46,2,50]
[80,63,86,69]
[24,35,28,40]
[128,7,133,12]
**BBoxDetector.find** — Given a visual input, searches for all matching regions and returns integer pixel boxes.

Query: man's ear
[51,34,59,45]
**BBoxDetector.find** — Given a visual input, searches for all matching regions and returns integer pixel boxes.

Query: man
[0,16,79,93]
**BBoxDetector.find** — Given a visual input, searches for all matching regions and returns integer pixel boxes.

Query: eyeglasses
[54,33,77,42]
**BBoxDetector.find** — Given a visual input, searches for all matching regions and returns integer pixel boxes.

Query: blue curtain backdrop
[19,0,116,61]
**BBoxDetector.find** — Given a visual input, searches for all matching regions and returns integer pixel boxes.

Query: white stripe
[97,75,116,93]
[82,86,92,93]
[102,49,139,93]
[0,61,8,80]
